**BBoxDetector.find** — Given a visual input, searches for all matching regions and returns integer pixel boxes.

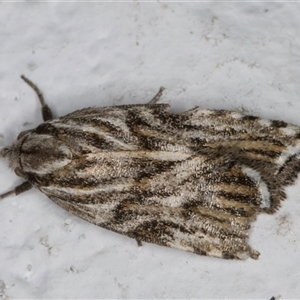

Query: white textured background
[0,2,300,299]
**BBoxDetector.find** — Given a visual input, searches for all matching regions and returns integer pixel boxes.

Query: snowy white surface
[0,2,300,299]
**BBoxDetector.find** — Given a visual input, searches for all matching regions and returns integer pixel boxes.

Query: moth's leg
[20,75,53,121]
[136,239,143,247]
[0,181,32,200]
[147,87,165,105]
[179,106,200,115]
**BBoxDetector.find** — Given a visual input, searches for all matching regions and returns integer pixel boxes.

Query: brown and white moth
[1,76,300,260]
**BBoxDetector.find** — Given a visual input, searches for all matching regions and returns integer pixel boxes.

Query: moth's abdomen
[19,133,73,175]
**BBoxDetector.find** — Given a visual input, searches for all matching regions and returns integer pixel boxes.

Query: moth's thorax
[6,132,73,177]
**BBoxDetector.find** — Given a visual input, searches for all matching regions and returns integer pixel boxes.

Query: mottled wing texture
[26,104,300,259]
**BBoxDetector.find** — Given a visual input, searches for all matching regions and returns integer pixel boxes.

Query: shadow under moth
[1,76,300,260]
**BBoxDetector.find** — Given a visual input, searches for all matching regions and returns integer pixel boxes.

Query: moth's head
[0,147,10,159]
[1,131,73,178]
[1,146,18,171]
[0,131,30,176]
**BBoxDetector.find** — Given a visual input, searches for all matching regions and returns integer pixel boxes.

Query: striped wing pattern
[24,104,300,259]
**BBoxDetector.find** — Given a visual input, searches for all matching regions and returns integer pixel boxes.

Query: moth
[1,76,300,260]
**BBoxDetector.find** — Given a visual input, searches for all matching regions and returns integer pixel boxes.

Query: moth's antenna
[20,75,53,121]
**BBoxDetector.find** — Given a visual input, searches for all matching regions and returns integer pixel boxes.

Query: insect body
[1,76,300,260]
